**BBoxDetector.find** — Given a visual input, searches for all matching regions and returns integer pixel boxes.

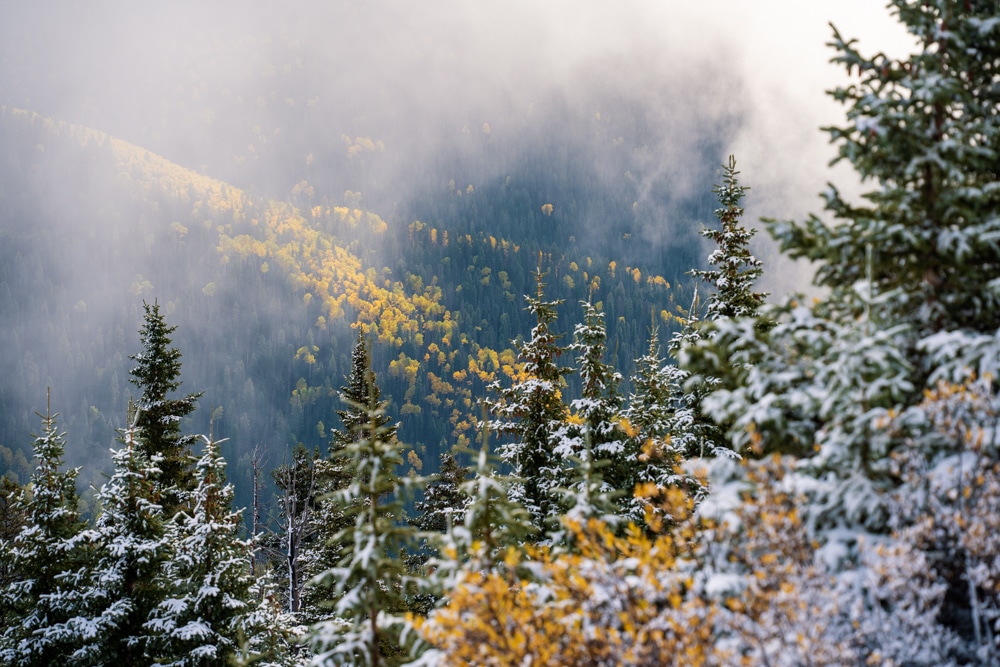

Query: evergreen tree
[623,328,691,508]
[54,411,174,665]
[683,4,1000,658]
[769,4,1000,340]
[0,396,90,666]
[0,474,27,615]
[666,158,764,464]
[432,443,535,586]
[129,300,202,518]
[403,453,469,617]
[561,300,634,521]
[145,435,254,667]
[308,390,424,667]
[302,330,395,621]
[333,330,396,448]
[691,155,766,321]
[409,453,469,535]
[484,263,570,530]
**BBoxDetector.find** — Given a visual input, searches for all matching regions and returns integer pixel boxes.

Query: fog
[0,0,915,494]
[1,1,911,218]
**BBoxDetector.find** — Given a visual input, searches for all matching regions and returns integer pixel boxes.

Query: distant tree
[145,435,254,667]
[308,389,424,667]
[129,300,202,517]
[333,330,397,448]
[485,263,570,530]
[0,396,90,666]
[410,453,469,535]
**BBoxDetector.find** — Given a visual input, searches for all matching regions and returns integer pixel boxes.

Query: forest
[2,0,1000,665]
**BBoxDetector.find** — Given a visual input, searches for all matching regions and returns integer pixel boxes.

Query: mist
[0,0,916,502]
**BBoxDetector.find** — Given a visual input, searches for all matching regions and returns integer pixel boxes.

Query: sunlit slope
[0,107,690,499]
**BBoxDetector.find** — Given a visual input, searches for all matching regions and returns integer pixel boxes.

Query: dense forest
[3,0,1000,665]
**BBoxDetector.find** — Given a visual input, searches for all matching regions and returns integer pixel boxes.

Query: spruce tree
[308,389,424,667]
[769,3,1000,339]
[666,157,764,464]
[145,435,254,667]
[302,329,395,621]
[129,300,202,518]
[692,155,766,321]
[563,301,634,520]
[484,264,570,530]
[0,396,90,666]
[55,411,174,665]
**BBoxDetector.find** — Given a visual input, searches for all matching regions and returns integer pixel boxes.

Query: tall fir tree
[308,387,424,667]
[562,300,635,521]
[53,409,174,665]
[484,263,570,530]
[666,157,764,464]
[129,300,202,518]
[691,155,766,321]
[302,329,396,621]
[0,395,90,666]
[145,435,254,667]
[684,4,1000,657]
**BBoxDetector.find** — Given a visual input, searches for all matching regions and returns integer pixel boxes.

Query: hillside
[0,105,708,512]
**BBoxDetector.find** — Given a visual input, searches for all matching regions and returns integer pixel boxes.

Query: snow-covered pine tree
[307,388,424,667]
[54,409,174,665]
[692,155,766,322]
[302,330,395,622]
[663,289,731,465]
[145,434,254,667]
[409,453,469,536]
[432,443,535,586]
[484,262,570,531]
[683,4,1000,658]
[299,450,354,623]
[666,157,764,466]
[0,395,90,666]
[402,453,469,616]
[129,301,202,518]
[332,330,397,449]
[769,4,1000,342]
[623,328,691,510]
[0,474,26,617]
